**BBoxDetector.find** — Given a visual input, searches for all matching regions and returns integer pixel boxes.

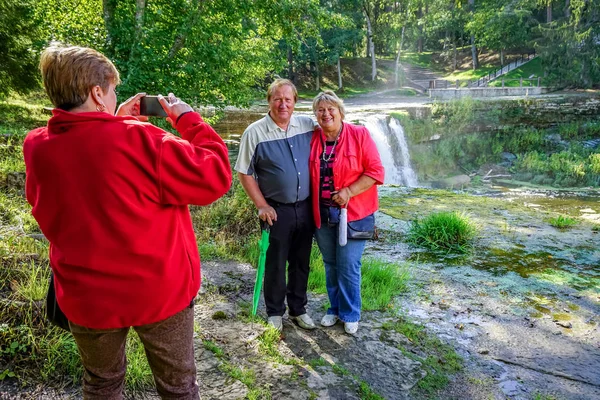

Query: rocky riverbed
[2,186,599,400]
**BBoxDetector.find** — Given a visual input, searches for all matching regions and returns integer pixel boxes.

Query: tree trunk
[564,0,570,18]
[127,0,146,67]
[394,24,406,86]
[547,2,552,23]
[417,6,423,53]
[452,36,457,71]
[168,3,203,59]
[364,7,376,81]
[468,0,479,69]
[288,46,294,82]
[337,57,343,90]
[102,0,115,50]
[313,46,320,91]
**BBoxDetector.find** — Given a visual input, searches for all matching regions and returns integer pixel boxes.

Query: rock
[556,321,572,329]
[500,152,517,163]
[431,174,471,189]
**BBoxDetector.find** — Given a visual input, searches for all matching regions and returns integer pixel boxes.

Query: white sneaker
[267,316,283,331]
[290,313,317,330]
[344,322,359,334]
[320,314,339,327]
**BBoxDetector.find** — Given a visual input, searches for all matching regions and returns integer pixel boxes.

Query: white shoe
[290,313,317,330]
[320,314,339,327]
[267,316,283,331]
[344,322,359,334]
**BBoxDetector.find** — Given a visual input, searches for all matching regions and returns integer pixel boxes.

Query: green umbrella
[252,221,270,316]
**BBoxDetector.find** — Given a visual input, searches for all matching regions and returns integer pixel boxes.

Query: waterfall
[363,116,418,187]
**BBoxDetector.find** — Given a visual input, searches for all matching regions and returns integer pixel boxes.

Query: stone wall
[429,87,548,99]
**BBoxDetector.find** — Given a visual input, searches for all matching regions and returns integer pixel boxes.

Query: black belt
[266,197,310,208]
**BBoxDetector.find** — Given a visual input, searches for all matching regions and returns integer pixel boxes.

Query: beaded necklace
[321,124,343,162]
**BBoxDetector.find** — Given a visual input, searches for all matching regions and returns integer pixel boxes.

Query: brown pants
[69,305,199,400]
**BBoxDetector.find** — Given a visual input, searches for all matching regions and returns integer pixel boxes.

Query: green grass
[489,58,544,87]
[400,52,435,70]
[124,332,155,392]
[547,215,578,229]
[382,316,463,397]
[308,251,410,311]
[361,259,410,311]
[203,339,272,399]
[298,86,371,100]
[309,357,384,400]
[12,261,50,301]
[443,66,497,82]
[408,211,477,254]
[190,177,259,264]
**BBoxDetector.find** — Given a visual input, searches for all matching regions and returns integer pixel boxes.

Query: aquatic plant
[408,211,477,253]
[547,215,578,229]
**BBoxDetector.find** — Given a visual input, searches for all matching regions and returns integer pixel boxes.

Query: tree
[468,2,534,65]
[468,0,480,69]
[0,0,42,97]
[536,0,600,87]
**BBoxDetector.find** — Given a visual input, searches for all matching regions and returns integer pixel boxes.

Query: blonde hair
[40,44,120,111]
[267,78,297,103]
[312,90,346,120]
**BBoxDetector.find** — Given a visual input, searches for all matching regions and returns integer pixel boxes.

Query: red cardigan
[24,110,231,329]
[310,122,385,228]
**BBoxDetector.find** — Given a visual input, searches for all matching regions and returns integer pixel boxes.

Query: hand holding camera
[117,92,194,128]
[156,93,194,128]
[116,92,148,121]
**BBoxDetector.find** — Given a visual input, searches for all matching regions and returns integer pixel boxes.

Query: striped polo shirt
[235,113,315,204]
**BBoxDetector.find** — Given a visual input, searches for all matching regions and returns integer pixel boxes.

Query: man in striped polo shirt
[235,79,316,331]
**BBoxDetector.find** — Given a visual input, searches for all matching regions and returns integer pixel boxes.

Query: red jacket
[24,110,231,329]
[310,122,385,228]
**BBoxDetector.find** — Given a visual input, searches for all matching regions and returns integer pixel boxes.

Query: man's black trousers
[264,199,314,317]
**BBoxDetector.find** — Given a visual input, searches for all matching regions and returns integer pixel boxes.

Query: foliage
[309,251,410,311]
[547,215,579,229]
[0,0,42,97]
[535,0,600,87]
[190,176,258,264]
[382,315,463,397]
[408,211,477,254]
[361,258,410,311]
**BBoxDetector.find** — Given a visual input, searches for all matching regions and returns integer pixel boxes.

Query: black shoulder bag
[46,272,71,331]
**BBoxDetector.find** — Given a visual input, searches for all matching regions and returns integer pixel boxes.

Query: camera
[139,96,167,117]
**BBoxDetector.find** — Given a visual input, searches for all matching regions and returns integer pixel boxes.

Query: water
[214,111,418,188]
[363,116,418,187]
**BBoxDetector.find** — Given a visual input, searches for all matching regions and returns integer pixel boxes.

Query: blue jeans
[315,224,366,323]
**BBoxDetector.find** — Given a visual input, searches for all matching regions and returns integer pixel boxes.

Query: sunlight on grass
[547,215,578,229]
[408,211,477,254]
[125,332,154,392]
[13,261,50,301]
[309,245,410,311]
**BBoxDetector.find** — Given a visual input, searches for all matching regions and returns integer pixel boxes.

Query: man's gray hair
[312,90,346,120]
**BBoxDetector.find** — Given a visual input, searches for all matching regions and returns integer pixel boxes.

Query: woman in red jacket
[24,45,232,399]
[309,91,384,335]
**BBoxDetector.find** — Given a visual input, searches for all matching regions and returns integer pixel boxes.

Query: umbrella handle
[260,219,271,233]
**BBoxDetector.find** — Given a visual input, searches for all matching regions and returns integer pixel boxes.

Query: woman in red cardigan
[24,44,231,399]
[309,91,385,335]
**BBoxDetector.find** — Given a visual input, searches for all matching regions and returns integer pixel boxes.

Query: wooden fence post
[520,78,523,87]
[537,77,541,87]
[456,80,459,89]
[502,79,505,88]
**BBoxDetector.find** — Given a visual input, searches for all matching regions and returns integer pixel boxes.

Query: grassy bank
[392,98,600,187]
[0,93,414,392]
